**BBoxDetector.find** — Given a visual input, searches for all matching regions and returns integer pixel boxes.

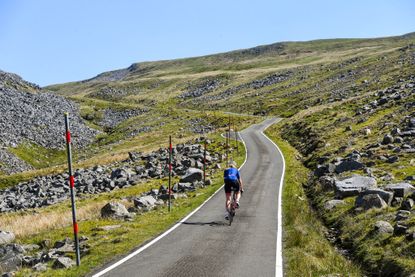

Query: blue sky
[1,0,414,86]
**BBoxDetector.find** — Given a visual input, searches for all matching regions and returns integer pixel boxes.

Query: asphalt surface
[97,118,284,277]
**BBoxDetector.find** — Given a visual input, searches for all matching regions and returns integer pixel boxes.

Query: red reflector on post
[69,175,75,188]
[66,131,71,143]
[73,222,79,234]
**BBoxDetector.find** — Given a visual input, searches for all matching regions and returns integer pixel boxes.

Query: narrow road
[93,118,284,277]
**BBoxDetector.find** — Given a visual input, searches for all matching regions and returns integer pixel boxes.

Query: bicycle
[228,188,243,226]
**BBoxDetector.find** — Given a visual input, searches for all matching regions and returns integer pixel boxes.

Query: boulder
[0,244,24,273]
[314,163,335,177]
[401,199,415,211]
[374,221,394,235]
[179,168,203,183]
[394,224,408,236]
[319,176,336,191]
[385,183,415,197]
[355,194,387,210]
[52,257,75,269]
[335,160,364,174]
[0,232,15,245]
[100,202,130,219]
[382,134,394,145]
[133,195,157,209]
[110,168,131,180]
[324,200,345,211]
[335,176,377,199]
[356,189,393,206]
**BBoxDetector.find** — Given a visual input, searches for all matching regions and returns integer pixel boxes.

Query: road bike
[228,188,243,226]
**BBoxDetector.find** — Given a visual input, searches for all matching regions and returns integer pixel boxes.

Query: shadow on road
[182,221,228,227]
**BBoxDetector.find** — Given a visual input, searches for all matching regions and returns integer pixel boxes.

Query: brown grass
[0,200,119,239]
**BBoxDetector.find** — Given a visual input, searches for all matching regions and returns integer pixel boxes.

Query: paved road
[95,118,284,277]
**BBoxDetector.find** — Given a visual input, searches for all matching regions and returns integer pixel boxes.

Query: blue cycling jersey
[224,167,240,181]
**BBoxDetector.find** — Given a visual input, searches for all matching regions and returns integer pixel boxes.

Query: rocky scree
[0,70,99,174]
[0,140,221,213]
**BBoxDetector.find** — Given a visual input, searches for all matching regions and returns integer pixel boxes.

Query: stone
[335,176,377,199]
[395,210,410,221]
[97,225,122,231]
[357,189,393,205]
[355,194,387,210]
[382,134,394,145]
[32,263,47,271]
[52,257,75,269]
[204,179,213,186]
[314,163,336,177]
[335,159,364,174]
[110,168,131,180]
[100,202,130,219]
[324,200,345,211]
[394,224,408,236]
[374,221,394,235]
[401,199,415,211]
[319,176,336,191]
[179,168,203,183]
[0,244,24,273]
[0,232,15,245]
[387,156,399,163]
[133,195,157,209]
[385,183,415,197]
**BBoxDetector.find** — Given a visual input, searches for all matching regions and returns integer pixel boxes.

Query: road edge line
[92,133,249,277]
[261,119,285,277]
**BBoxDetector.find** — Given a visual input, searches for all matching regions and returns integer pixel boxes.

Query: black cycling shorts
[224,179,240,193]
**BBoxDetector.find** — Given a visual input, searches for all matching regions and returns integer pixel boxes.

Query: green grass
[9,142,67,169]
[265,123,362,276]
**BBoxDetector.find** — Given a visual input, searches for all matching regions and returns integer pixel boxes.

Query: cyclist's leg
[233,180,241,206]
[225,192,232,212]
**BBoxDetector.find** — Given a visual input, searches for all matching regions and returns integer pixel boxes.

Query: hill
[48,32,415,275]
[1,32,414,276]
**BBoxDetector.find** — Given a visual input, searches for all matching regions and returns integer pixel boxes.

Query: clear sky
[1,0,414,86]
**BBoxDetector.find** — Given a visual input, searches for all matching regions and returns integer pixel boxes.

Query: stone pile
[0,232,89,274]
[0,142,219,213]
[0,70,99,174]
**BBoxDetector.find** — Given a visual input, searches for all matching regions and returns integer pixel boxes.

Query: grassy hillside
[2,32,414,276]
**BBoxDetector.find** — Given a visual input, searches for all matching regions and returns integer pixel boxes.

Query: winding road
[92,118,285,277]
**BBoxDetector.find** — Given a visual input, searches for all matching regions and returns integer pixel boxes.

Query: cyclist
[224,160,244,220]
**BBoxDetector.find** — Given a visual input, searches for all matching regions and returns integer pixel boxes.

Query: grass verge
[265,123,362,276]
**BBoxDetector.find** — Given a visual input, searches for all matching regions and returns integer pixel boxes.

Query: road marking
[261,118,285,277]
[92,133,249,277]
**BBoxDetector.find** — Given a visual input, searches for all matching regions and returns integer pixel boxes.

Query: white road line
[261,118,285,277]
[92,133,249,277]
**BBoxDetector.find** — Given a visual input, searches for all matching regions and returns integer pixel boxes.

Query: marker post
[203,140,207,185]
[168,135,172,212]
[64,113,81,266]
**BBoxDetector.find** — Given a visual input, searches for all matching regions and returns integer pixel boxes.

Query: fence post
[168,135,172,212]
[64,113,81,266]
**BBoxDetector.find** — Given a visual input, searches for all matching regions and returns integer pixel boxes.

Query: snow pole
[64,113,81,266]
[168,135,172,212]
[203,140,207,185]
